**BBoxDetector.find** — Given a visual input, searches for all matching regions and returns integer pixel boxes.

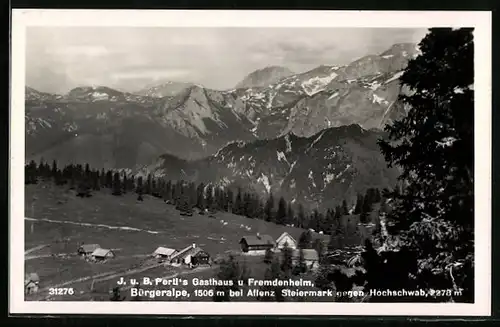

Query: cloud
[47,45,109,57]
[25,27,429,93]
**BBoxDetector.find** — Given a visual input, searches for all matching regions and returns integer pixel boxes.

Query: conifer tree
[234,188,243,215]
[276,197,288,225]
[264,192,275,222]
[136,176,144,195]
[342,199,349,215]
[354,193,364,215]
[122,173,128,194]
[286,203,294,226]
[335,205,342,219]
[196,182,205,210]
[376,28,474,301]
[112,172,122,196]
[297,203,306,228]
[298,230,312,249]
[205,184,214,212]
[280,245,294,278]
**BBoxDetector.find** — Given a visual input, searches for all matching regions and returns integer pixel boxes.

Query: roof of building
[240,234,275,247]
[275,232,298,246]
[292,249,319,261]
[25,273,39,283]
[153,247,177,256]
[79,244,101,253]
[170,244,207,261]
[91,248,113,257]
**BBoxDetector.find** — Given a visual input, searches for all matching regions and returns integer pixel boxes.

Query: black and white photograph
[10,10,491,316]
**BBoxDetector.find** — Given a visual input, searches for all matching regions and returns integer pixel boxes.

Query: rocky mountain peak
[235,66,295,89]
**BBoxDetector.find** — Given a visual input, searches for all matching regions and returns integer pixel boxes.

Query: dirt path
[32,262,165,301]
[25,244,49,255]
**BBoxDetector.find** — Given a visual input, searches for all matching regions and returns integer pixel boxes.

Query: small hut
[91,248,115,261]
[77,244,101,256]
[169,244,211,267]
[152,247,178,260]
[25,273,40,294]
[239,233,275,255]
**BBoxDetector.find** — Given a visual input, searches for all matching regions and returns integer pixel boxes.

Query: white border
[10,10,492,316]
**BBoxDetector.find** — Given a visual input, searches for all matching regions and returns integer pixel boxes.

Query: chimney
[192,243,196,249]
[256,232,261,239]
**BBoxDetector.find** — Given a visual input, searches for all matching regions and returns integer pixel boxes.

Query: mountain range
[25,42,419,206]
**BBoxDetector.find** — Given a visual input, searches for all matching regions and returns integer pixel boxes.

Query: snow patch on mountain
[92,92,109,101]
[328,92,339,100]
[372,94,389,105]
[369,81,381,91]
[276,151,290,165]
[385,71,404,84]
[257,173,271,193]
[308,170,317,188]
[324,173,335,184]
[382,54,394,59]
[301,73,338,96]
[336,164,351,179]
[308,130,326,150]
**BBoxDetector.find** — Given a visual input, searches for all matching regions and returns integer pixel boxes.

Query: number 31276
[48,288,75,295]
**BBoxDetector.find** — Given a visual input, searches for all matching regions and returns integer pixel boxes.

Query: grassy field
[25,183,354,301]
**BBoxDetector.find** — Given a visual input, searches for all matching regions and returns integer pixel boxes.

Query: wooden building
[152,247,178,260]
[77,244,101,256]
[274,232,298,251]
[239,233,275,255]
[169,244,211,267]
[91,248,115,261]
[25,273,40,295]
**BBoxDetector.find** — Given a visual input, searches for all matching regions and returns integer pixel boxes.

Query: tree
[264,192,275,222]
[298,230,312,249]
[259,257,285,302]
[297,203,306,228]
[342,200,349,215]
[196,182,205,210]
[280,245,294,278]
[136,176,144,195]
[110,286,125,301]
[275,197,287,225]
[293,248,307,276]
[205,184,214,211]
[379,28,473,230]
[312,239,325,264]
[354,193,364,215]
[360,193,373,224]
[234,188,243,215]
[111,172,122,196]
[286,203,295,226]
[376,28,474,301]
[213,255,249,302]
[263,248,274,264]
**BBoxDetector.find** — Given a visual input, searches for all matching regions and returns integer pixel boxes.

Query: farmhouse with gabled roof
[240,233,275,255]
[153,247,178,260]
[77,243,101,256]
[274,232,298,251]
[91,248,115,261]
[169,243,211,267]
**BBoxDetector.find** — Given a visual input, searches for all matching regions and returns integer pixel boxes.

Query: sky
[26,27,428,94]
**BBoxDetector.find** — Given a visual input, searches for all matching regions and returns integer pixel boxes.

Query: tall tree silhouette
[275,197,287,225]
[264,192,275,222]
[377,28,474,301]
